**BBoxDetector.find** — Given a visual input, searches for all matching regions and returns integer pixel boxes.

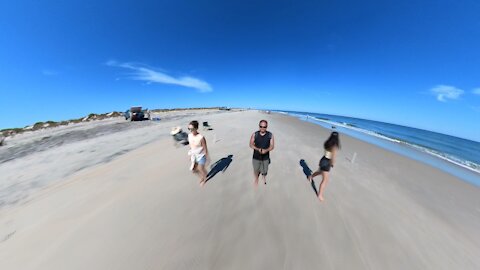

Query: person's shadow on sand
[300,159,318,195]
[206,155,233,182]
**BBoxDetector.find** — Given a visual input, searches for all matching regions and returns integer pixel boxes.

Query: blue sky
[1,0,479,141]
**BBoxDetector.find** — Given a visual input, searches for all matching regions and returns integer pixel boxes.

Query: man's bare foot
[318,195,324,201]
[308,175,313,182]
[254,180,258,188]
[200,179,206,187]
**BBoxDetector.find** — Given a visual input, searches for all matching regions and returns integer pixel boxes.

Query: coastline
[280,111,480,186]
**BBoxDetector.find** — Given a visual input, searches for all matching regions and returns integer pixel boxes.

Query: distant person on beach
[250,120,275,186]
[309,132,341,201]
[188,121,210,187]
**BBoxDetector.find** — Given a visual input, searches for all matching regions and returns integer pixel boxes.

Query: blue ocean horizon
[276,110,480,186]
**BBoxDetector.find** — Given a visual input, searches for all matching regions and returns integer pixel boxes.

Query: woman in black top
[309,132,341,201]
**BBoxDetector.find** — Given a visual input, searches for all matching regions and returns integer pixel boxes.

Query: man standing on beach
[250,120,274,187]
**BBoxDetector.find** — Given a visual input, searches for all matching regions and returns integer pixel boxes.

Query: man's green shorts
[252,159,270,176]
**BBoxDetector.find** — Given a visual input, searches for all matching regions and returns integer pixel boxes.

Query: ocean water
[278,110,480,186]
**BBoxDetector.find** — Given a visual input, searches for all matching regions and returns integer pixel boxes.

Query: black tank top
[253,131,272,160]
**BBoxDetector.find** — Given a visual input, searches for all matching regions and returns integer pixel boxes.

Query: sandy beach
[0,109,479,270]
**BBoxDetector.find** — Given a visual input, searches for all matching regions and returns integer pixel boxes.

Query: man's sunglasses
[259,125,267,128]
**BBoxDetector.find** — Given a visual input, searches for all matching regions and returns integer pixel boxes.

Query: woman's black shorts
[319,156,332,172]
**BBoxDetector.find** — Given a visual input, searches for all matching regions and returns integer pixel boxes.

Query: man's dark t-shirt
[253,131,272,161]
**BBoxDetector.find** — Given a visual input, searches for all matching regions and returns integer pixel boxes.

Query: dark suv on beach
[124,107,151,121]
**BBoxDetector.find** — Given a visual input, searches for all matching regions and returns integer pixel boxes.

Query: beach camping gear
[203,121,212,130]
[170,127,182,135]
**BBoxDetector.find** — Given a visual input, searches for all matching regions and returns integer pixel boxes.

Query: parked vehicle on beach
[124,106,151,121]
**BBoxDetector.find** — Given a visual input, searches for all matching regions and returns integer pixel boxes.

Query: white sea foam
[289,113,480,174]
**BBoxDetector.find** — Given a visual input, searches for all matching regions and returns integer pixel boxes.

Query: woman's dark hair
[189,120,199,129]
[324,132,341,150]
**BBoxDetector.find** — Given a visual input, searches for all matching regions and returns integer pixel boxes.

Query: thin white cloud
[106,60,212,92]
[430,85,464,102]
[472,88,480,95]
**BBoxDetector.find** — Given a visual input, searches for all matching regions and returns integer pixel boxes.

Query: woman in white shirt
[188,120,210,187]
